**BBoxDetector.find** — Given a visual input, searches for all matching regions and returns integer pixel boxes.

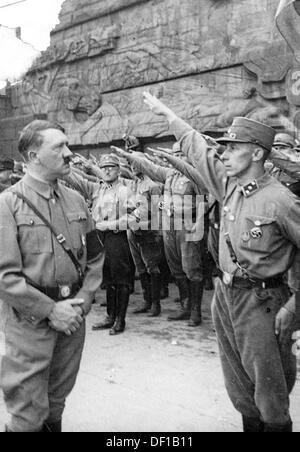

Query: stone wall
[0,113,47,160]
[0,92,12,120]
[1,0,299,157]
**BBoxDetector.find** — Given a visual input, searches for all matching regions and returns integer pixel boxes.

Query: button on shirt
[170,118,300,280]
[0,173,102,322]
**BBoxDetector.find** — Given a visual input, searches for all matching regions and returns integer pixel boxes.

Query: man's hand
[143,92,177,122]
[48,299,84,336]
[97,221,110,232]
[275,307,295,345]
[111,146,130,158]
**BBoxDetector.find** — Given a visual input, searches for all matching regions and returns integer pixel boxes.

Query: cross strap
[13,191,84,281]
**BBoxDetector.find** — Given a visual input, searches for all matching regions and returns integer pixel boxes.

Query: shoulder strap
[13,191,84,280]
[224,232,251,280]
[205,200,218,218]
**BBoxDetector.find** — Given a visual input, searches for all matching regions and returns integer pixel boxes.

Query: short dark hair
[18,120,65,161]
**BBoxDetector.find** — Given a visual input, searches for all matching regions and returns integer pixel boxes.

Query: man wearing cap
[65,154,136,335]
[0,157,14,192]
[143,92,300,433]
[113,142,205,328]
[120,158,163,317]
[148,146,219,288]
[268,137,300,196]
[267,133,298,188]
[0,120,104,432]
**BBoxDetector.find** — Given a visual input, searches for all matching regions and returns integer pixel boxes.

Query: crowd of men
[0,91,300,432]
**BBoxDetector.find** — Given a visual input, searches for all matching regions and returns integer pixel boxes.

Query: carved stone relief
[28,24,120,74]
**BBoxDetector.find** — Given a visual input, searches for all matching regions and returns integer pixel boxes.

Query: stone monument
[1,0,299,158]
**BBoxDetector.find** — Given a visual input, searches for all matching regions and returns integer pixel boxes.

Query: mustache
[63,157,72,165]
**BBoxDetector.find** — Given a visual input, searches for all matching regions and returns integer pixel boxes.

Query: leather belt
[221,272,285,290]
[27,280,82,302]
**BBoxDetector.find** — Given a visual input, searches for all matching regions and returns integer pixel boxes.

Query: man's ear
[27,149,39,164]
[252,147,265,162]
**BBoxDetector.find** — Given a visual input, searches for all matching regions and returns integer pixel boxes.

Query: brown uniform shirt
[66,171,135,230]
[170,118,300,281]
[0,172,103,323]
[126,175,162,231]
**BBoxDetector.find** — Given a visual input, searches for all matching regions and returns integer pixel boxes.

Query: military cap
[217,117,276,152]
[99,154,120,168]
[274,133,296,148]
[0,157,14,172]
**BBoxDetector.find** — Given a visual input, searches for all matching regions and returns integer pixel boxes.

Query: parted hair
[18,120,65,161]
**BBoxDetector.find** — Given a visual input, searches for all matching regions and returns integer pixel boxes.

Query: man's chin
[225,168,237,178]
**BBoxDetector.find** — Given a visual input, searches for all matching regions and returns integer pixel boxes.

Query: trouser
[212,279,296,425]
[0,304,85,432]
[127,231,161,276]
[163,229,203,282]
[102,231,135,287]
[159,245,172,287]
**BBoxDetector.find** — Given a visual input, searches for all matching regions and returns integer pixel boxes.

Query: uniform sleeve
[269,149,300,181]
[276,195,300,293]
[279,195,300,247]
[170,118,226,201]
[127,154,169,184]
[288,249,300,292]
[75,203,104,315]
[162,153,208,195]
[64,169,99,201]
[0,194,55,321]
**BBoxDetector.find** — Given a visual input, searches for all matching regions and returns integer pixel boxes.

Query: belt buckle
[223,272,233,286]
[59,285,71,299]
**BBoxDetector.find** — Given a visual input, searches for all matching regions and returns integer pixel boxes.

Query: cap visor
[100,164,119,168]
[216,137,251,145]
[273,142,291,148]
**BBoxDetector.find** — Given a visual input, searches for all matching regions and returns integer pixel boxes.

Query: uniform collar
[23,173,60,200]
[237,172,273,198]
[103,179,120,190]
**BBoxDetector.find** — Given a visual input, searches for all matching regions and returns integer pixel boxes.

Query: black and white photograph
[0,0,300,435]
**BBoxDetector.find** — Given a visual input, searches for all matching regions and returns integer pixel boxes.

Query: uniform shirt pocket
[66,211,87,251]
[16,214,53,254]
[241,215,278,253]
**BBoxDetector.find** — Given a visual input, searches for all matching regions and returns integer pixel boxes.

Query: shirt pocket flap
[15,214,47,227]
[66,212,87,223]
[246,215,276,226]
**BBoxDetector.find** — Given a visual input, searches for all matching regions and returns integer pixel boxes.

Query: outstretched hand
[111,146,130,157]
[143,92,177,122]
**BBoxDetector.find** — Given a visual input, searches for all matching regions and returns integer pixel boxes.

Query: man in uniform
[267,133,298,189]
[148,146,218,287]
[0,120,104,432]
[66,154,136,336]
[112,143,205,327]
[0,157,14,192]
[143,92,300,432]
[125,160,162,317]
